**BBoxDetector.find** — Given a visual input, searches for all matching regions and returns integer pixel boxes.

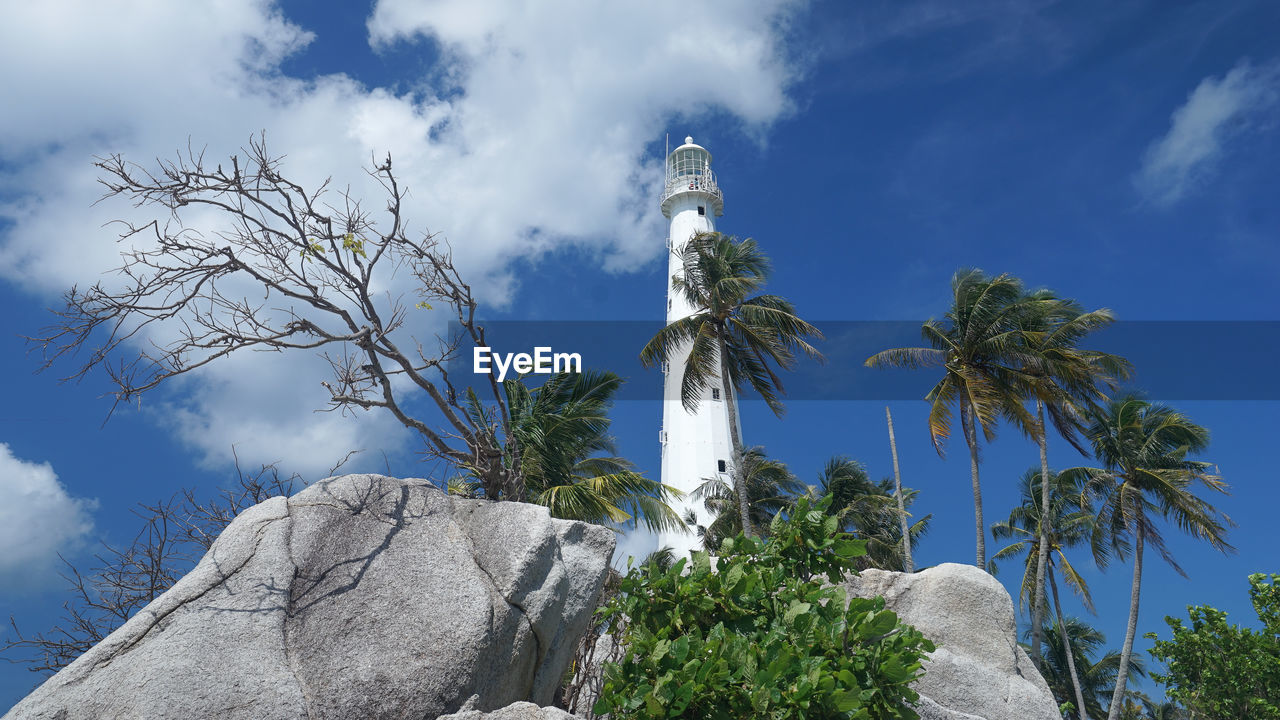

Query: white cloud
[613,527,660,571]
[156,348,415,478]
[1135,59,1280,206]
[0,444,96,588]
[0,0,803,476]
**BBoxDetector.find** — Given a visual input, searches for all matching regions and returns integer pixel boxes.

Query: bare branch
[26,136,521,500]
[3,451,322,674]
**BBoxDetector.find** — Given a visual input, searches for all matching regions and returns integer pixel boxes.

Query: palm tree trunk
[717,331,752,539]
[960,398,985,567]
[886,406,913,573]
[1049,565,1089,720]
[1107,510,1144,720]
[1031,398,1051,668]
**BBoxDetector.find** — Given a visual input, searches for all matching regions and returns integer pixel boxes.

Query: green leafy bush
[594,496,935,719]
[1146,572,1280,719]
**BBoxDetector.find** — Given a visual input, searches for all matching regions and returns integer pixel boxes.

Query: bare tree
[3,500,186,674]
[30,136,522,500]
[560,568,624,717]
[2,455,314,674]
[176,447,323,551]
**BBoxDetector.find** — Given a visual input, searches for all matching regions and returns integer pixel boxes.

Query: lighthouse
[656,137,740,557]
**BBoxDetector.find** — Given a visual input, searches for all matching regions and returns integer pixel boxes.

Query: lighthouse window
[697,206,706,216]
[711,388,720,400]
[717,459,727,473]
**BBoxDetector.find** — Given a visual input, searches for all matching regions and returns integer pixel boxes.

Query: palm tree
[866,268,1038,566]
[458,370,685,532]
[640,546,678,572]
[1135,698,1188,720]
[691,447,804,550]
[641,231,823,538]
[1014,290,1131,670]
[1115,692,1186,720]
[1066,395,1235,720]
[811,456,931,571]
[885,406,914,572]
[1036,617,1147,720]
[991,468,1102,720]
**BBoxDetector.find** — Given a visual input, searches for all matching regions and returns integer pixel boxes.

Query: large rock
[4,474,616,720]
[844,563,1060,720]
[439,701,577,719]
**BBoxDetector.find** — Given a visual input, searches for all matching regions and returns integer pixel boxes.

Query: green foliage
[812,457,931,572]
[299,237,326,261]
[341,232,367,257]
[691,447,806,550]
[865,269,1044,568]
[453,370,684,531]
[1032,616,1145,719]
[989,468,1098,614]
[299,233,367,262]
[865,269,1038,461]
[1145,573,1280,719]
[640,231,823,417]
[594,496,935,719]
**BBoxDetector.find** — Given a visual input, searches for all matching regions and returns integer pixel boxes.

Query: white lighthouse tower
[656,136,740,557]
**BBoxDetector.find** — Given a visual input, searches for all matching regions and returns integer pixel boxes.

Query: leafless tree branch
[27,135,522,500]
[2,453,323,674]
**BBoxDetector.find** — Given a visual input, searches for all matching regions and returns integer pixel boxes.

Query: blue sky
[2,0,1278,710]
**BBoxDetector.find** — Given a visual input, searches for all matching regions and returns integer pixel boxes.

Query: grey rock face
[844,563,1060,720]
[4,475,615,720]
[439,701,578,719]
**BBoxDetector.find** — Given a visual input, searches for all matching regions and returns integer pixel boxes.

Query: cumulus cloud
[0,444,96,588]
[612,527,660,571]
[1135,59,1280,206]
[0,1,803,475]
[365,0,800,272]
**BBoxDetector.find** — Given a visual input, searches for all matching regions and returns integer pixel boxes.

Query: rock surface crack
[280,499,318,720]
[455,508,548,700]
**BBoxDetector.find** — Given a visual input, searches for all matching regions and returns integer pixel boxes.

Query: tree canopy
[1146,573,1280,719]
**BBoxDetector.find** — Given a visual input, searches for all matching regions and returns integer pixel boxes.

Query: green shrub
[593,496,935,719]
[1146,572,1280,719]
